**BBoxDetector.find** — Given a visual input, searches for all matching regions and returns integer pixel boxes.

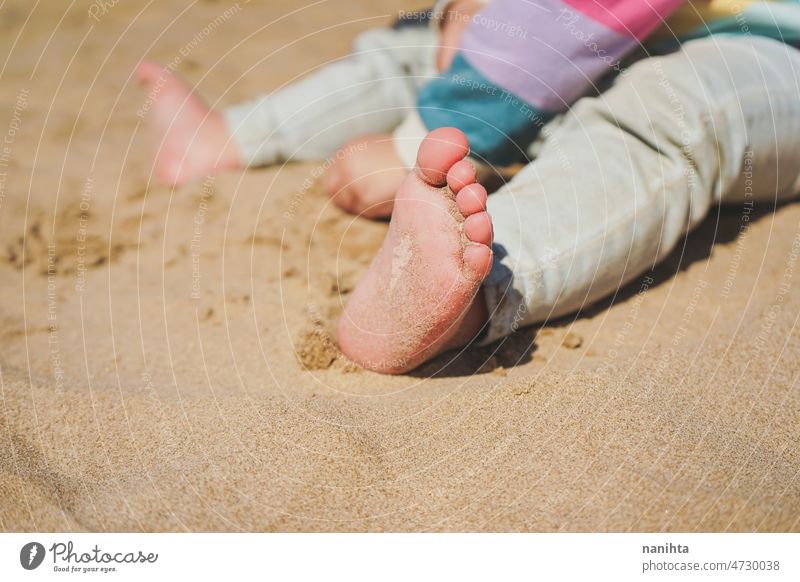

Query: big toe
[415,127,469,187]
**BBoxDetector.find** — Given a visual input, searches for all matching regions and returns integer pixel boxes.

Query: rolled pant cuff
[477,251,535,346]
[222,100,280,167]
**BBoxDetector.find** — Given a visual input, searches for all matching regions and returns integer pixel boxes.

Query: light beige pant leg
[481,36,800,343]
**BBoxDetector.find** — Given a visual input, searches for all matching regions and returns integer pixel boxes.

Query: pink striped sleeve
[562,0,684,39]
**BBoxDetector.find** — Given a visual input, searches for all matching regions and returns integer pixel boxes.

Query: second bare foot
[136,60,242,185]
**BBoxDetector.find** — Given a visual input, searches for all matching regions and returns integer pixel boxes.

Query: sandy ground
[1,0,799,532]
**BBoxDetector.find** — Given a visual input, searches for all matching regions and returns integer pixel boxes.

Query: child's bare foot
[337,128,493,373]
[136,60,242,185]
[324,133,407,219]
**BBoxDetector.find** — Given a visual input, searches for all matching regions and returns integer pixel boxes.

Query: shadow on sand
[415,201,785,378]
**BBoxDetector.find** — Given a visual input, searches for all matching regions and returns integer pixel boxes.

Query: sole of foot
[136,60,241,186]
[337,127,493,374]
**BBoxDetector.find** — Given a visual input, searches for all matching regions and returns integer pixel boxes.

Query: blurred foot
[136,60,242,185]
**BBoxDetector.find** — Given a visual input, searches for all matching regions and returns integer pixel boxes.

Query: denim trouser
[481,35,800,342]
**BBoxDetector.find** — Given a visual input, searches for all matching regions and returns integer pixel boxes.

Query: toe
[456,183,487,216]
[446,160,476,193]
[415,127,469,187]
[463,211,493,246]
[463,244,493,281]
[136,60,166,85]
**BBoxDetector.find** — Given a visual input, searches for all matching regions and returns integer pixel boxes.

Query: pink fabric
[562,0,684,39]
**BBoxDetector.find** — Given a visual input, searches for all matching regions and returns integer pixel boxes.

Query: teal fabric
[417,54,552,166]
[649,2,800,53]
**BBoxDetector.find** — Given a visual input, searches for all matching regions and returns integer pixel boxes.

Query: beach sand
[1,0,798,532]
